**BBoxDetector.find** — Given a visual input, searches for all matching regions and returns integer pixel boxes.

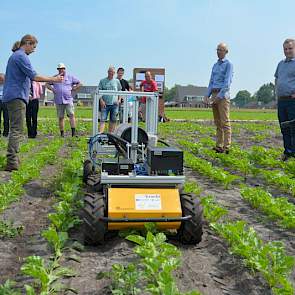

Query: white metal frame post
[131,98,139,162]
[93,89,158,163]
[93,91,99,137]
[122,95,129,124]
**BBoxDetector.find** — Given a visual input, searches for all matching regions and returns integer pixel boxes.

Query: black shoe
[71,128,76,137]
[213,146,224,153]
[224,149,230,154]
[4,164,18,172]
[281,153,291,161]
[2,133,8,137]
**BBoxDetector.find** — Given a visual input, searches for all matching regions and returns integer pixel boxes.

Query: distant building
[243,101,260,109]
[263,100,277,109]
[42,85,97,106]
[73,86,97,106]
[174,85,208,107]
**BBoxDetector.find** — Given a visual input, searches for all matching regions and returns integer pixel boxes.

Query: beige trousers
[211,93,231,150]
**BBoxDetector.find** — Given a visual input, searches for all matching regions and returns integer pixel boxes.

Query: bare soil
[0,124,294,295]
[0,144,69,287]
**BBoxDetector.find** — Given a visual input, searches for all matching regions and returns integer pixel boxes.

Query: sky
[0,0,293,96]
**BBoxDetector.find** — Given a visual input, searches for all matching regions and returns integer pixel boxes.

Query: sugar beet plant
[184,151,240,189]
[0,138,86,294]
[183,181,295,294]
[20,138,86,294]
[211,221,294,295]
[240,186,295,229]
[199,192,295,294]
[99,225,201,295]
[22,139,85,295]
[183,181,228,223]
[0,138,64,239]
[0,138,63,212]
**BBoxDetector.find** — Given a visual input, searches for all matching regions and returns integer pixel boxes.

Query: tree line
[163,83,276,108]
[232,83,275,107]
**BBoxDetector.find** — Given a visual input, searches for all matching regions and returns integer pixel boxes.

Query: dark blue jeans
[278,99,295,153]
[26,99,39,137]
[0,101,9,136]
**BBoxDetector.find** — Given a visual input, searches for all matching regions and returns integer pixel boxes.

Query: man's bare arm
[34,75,63,83]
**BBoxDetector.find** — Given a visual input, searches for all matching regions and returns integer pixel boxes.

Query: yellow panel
[108,188,182,230]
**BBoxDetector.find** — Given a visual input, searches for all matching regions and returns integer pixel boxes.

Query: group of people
[0,34,160,172]
[98,67,158,133]
[204,39,295,162]
[1,33,295,172]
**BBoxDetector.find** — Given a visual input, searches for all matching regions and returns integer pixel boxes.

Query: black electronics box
[147,146,183,175]
[102,158,134,175]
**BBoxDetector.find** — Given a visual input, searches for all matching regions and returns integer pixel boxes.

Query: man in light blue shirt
[204,43,233,154]
[98,66,122,133]
[275,38,295,160]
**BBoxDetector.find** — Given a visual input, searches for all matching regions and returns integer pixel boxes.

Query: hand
[53,75,64,83]
[100,100,106,109]
[203,96,210,105]
[291,93,295,98]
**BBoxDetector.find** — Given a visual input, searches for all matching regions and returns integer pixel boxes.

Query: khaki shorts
[56,104,74,118]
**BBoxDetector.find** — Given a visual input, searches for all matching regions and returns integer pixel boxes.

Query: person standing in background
[0,75,9,137]
[46,63,82,137]
[98,66,122,133]
[203,42,233,154]
[140,71,158,121]
[117,67,130,123]
[26,81,43,138]
[117,67,130,91]
[275,38,295,161]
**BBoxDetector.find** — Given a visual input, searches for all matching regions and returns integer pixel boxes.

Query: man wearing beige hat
[46,63,82,137]
[203,43,233,154]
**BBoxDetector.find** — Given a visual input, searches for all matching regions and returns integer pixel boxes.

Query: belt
[279,96,294,99]
[212,88,221,92]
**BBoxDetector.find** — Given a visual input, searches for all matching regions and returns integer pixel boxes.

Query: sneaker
[213,146,224,153]
[224,149,230,154]
[2,133,8,137]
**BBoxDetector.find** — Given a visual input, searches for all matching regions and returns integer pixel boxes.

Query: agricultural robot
[82,90,203,245]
